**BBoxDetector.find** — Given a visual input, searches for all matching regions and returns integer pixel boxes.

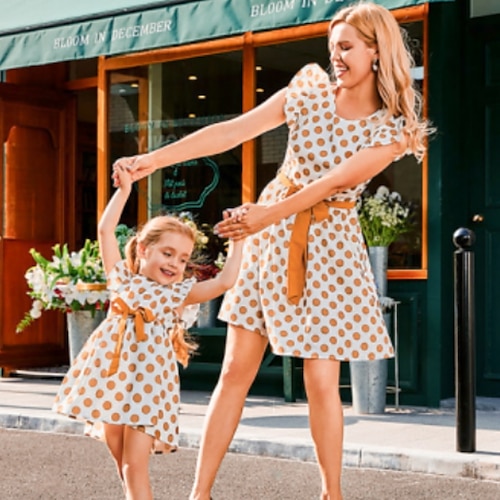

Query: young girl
[114,2,433,499]
[53,165,243,500]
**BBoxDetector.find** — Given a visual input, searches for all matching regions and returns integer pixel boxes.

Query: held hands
[214,203,271,239]
[113,162,133,192]
[112,153,157,187]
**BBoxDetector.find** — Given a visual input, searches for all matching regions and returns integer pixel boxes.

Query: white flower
[389,191,402,202]
[357,186,413,247]
[30,307,42,319]
[32,300,44,312]
[375,185,390,198]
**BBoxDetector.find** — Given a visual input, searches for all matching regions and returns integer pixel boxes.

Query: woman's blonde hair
[125,215,198,366]
[329,1,432,161]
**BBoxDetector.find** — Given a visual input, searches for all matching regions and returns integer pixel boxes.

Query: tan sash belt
[277,172,355,305]
[107,297,155,377]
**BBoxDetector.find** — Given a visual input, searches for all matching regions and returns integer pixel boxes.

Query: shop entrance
[466,14,500,396]
[0,84,76,371]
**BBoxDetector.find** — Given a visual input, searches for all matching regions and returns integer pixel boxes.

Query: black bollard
[452,228,476,453]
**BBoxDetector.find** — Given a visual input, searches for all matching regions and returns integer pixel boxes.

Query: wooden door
[466,15,500,397]
[0,84,76,370]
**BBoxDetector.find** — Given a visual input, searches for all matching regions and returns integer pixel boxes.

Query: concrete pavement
[1,371,499,482]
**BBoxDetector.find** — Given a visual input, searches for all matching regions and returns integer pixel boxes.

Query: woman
[114,3,431,498]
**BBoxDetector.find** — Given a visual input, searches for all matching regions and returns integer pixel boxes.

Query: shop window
[104,16,426,274]
[108,53,243,237]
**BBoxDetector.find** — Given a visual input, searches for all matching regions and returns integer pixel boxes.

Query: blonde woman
[114,2,432,498]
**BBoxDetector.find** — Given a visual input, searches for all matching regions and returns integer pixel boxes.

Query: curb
[2,412,500,482]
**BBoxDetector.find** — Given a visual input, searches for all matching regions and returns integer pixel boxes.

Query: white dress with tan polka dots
[219,63,404,361]
[53,260,196,451]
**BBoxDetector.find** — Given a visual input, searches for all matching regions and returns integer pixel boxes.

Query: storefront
[1,0,498,406]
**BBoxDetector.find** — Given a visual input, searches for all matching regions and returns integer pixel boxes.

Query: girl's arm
[98,167,132,274]
[183,239,244,306]
[113,88,288,183]
[216,139,406,238]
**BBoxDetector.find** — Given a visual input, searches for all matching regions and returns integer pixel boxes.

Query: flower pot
[350,246,390,414]
[368,246,388,297]
[196,296,224,328]
[66,309,106,363]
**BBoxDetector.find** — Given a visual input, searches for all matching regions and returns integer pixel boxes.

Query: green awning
[0,0,453,70]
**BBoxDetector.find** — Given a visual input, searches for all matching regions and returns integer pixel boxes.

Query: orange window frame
[95,4,429,279]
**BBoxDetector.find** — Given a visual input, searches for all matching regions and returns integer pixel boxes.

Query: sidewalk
[1,372,500,482]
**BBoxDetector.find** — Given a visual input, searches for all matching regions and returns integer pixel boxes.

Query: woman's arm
[183,239,244,305]
[113,87,288,183]
[216,139,406,238]
[98,167,132,274]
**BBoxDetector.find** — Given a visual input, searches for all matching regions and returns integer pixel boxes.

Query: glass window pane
[108,53,243,239]
[255,38,329,195]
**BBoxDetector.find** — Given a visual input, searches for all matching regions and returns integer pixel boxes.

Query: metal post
[452,227,476,453]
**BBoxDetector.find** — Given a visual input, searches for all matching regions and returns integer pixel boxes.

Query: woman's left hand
[215,203,270,239]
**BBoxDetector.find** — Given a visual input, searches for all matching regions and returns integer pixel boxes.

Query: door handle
[472,214,484,223]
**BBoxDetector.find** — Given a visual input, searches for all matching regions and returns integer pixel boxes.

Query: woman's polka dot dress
[53,260,196,452]
[219,63,404,361]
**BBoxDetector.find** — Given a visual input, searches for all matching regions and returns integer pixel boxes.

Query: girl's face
[329,21,377,90]
[138,232,194,285]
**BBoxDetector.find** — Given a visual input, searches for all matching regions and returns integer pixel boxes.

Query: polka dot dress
[53,260,196,452]
[219,63,404,361]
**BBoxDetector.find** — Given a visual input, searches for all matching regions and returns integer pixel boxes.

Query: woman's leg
[303,359,344,500]
[121,426,154,500]
[102,423,126,491]
[189,325,268,500]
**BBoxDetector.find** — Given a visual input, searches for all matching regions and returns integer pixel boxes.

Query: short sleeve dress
[219,63,406,362]
[53,260,197,452]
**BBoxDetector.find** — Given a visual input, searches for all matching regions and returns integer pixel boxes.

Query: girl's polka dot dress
[219,63,404,362]
[53,260,196,452]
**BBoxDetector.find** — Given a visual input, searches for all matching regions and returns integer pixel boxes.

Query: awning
[0,0,453,70]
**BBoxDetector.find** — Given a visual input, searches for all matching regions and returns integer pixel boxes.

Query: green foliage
[357,186,414,247]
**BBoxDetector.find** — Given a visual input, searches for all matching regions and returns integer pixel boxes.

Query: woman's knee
[303,359,341,397]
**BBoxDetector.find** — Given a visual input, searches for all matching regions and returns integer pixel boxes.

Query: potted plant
[350,185,413,414]
[16,239,109,363]
[178,212,227,328]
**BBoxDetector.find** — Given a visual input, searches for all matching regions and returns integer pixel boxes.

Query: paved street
[2,428,500,499]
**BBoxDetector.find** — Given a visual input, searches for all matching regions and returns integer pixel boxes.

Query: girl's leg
[189,325,268,500]
[122,426,154,500]
[102,423,126,490]
[303,359,344,500]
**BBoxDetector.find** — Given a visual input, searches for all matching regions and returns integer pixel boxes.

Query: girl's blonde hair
[329,1,433,162]
[125,215,198,367]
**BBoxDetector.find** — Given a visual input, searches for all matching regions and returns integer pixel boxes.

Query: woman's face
[329,21,377,89]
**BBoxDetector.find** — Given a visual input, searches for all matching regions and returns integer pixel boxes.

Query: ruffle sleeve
[168,277,197,309]
[181,303,200,329]
[285,63,331,128]
[363,115,406,151]
[106,260,131,292]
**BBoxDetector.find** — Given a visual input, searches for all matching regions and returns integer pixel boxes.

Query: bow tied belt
[107,297,156,377]
[277,171,355,305]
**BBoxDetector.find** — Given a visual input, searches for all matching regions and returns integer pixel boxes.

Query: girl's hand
[113,164,133,192]
[215,203,272,239]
